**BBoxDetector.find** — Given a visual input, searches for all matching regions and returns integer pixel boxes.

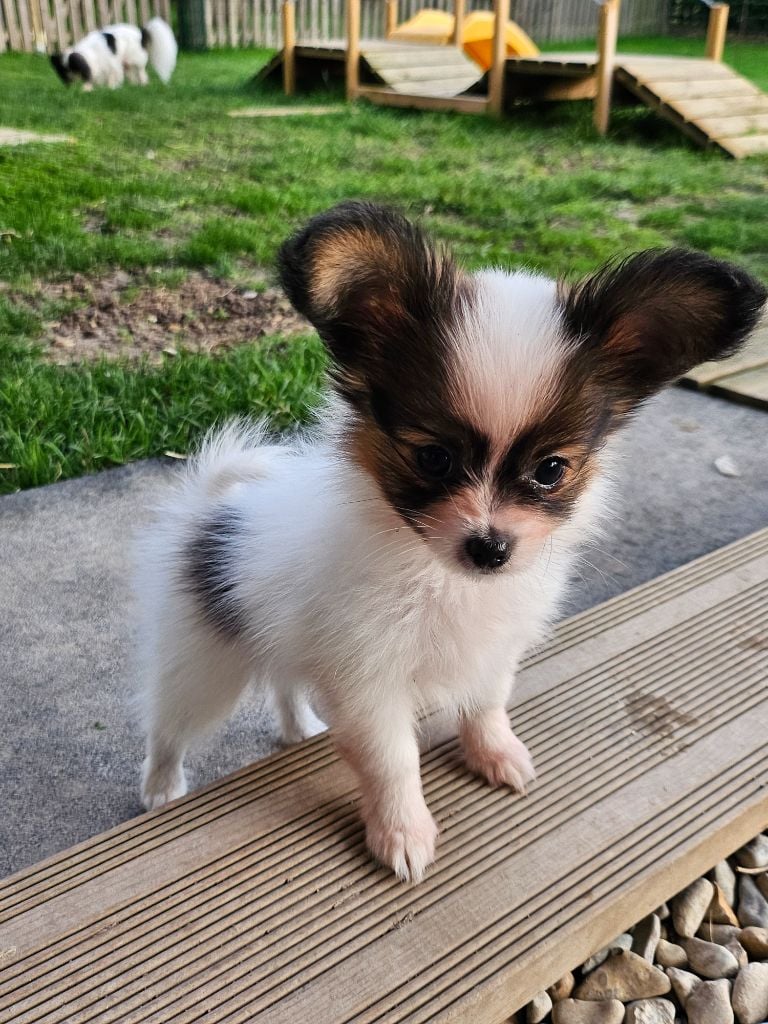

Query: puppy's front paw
[140,757,187,810]
[364,803,438,883]
[462,719,536,794]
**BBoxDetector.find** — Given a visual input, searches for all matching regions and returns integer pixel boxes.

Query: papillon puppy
[137,202,765,881]
[50,17,176,90]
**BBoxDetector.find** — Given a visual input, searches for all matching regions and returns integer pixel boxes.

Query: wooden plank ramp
[616,55,768,158]
[683,320,768,410]
[2,529,768,1023]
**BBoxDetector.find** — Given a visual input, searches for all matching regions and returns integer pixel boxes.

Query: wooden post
[705,3,729,62]
[487,0,508,116]
[452,0,465,47]
[282,0,296,96]
[346,0,360,101]
[593,0,620,136]
[385,0,397,38]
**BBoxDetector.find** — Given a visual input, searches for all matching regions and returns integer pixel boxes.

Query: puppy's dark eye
[533,456,566,488]
[416,445,453,480]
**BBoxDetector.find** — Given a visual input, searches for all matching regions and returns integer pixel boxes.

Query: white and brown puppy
[137,202,765,881]
[50,17,176,90]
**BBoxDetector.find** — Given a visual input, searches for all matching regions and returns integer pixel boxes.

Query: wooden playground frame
[276,0,734,133]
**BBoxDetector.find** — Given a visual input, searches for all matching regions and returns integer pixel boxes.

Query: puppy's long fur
[137,202,765,881]
[50,17,176,89]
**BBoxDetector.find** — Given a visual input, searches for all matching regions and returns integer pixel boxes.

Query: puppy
[50,17,177,90]
[137,202,765,881]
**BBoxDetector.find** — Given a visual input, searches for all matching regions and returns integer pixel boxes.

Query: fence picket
[1,0,23,48]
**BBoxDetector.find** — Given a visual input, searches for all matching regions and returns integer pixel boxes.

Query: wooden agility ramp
[258,0,768,157]
[2,528,768,1023]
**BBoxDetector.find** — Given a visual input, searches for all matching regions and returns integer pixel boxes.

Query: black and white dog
[50,17,177,90]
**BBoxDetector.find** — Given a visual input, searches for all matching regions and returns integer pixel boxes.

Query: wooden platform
[683,321,768,409]
[616,55,768,158]
[2,529,768,1023]
[256,39,488,108]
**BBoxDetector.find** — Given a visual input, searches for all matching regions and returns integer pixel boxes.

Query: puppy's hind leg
[140,631,252,810]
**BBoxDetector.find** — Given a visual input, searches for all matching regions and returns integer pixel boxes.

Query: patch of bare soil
[30,271,309,364]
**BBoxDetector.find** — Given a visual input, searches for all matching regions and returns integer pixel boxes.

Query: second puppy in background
[137,202,766,882]
[50,16,177,90]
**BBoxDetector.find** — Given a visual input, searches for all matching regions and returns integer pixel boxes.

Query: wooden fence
[0,0,169,51]
[1,0,668,53]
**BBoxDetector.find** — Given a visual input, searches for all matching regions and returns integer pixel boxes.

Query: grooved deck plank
[683,323,768,408]
[358,86,488,112]
[1,530,767,1023]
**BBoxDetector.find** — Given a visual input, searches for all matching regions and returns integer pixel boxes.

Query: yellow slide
[389,9,540,71]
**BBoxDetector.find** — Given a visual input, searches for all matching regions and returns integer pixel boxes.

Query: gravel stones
[731,963,768,1024]
[548,974,576,1002]
[552,999,625,1024]
[686,979,734,1024]
[575,951,671,1001]
[709,884,741,927]
[740,927,768,958]
[736,837,768,871]
[681,937,740,979]
[581,935,634,974]
[528,991,554,1023]
[667,967,703,1005]
[738,876,768,929]
[713,862,737,907]
[624,999,676,1024]
[633,915,662,963]
[673,879,715,938]
[655,939,688,968]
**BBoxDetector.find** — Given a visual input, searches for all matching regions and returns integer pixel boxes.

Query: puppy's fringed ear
[278,202,467,394]
[563,249,766,413]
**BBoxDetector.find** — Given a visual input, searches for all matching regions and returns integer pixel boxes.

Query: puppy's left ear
[563,249,766,416]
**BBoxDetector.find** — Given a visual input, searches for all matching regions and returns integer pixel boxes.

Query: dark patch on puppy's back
[184,508,245,638]
[102,31,117,53]
[68,52,92,82]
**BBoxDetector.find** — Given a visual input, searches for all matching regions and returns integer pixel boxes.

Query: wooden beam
[487,0,509,117]
[705,3,729,62]
[345,0,360,101]
[385,0,397,38]
[452,0,465,47]
[358,85,489,114]
[282,0,296,96]
[594,0,620,135]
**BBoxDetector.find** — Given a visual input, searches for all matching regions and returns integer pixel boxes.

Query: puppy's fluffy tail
[183,420,274,502]
[143,16,177,83]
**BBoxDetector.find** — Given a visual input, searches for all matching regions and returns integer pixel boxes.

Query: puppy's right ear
[278,202,466,388]
[50,53,71,85]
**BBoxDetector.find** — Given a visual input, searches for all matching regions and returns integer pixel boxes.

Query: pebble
[732,964,768,1024]
[575,950,671,1001]
[709,884,741,926]
[633,915,662,963]
[726,941,748,970]
[686,978,734,1024]
[667,966,701,1006]
[655,939,688,969]
[738,875,768,929]
[681,937,739,979]
[736,836,768,870]
[582,934,634,973]
[698,924,742,946]
[527,990,552,1024]
[713,861,737,908]
[548,973,575,1001]
[655,903,670,921]
[757,872,768,901]
[624,999,676,1024]
[740,926,768,958]
[673,879,715,938]
[714,455,741,478]
[552,999,625,1024]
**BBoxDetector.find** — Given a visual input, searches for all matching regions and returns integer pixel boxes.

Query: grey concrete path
[1,387,767,879]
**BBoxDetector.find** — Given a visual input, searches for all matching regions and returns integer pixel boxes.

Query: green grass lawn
[1,39,767,493]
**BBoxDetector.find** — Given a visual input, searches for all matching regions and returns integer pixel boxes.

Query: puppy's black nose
[464,533,512,570]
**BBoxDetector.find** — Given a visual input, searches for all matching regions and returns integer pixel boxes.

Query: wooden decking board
[683,323,768,408]
[724,133,768,157]
[639,78,762,100]
[1,531,767,1022]
[358,86,489,112]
